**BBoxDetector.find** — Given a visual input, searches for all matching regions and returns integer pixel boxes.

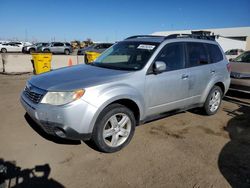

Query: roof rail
[125,35,164,40]
[125,33,217,41]
[164,33,216,41]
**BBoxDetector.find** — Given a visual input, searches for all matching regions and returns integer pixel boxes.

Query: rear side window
[155,42,184,71]
[65,43,71,46]
[186,42,209,67]
[206,44,223,63]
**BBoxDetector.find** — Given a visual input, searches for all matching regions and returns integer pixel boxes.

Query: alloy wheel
[103,113,131,147]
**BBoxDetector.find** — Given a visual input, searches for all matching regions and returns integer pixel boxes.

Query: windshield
[92,41,159,71]
[234,51,250,63]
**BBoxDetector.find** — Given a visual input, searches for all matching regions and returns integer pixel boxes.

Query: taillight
[227,63,231,72]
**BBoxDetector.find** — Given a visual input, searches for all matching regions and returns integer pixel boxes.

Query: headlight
[41,89,85,105]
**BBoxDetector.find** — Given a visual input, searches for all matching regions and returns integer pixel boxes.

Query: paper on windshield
[137,44,155,50]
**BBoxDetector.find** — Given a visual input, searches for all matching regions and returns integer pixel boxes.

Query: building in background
[152,27,250,52]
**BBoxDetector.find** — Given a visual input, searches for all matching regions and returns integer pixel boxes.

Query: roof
[152,27,250,37]
[125,36,165,43]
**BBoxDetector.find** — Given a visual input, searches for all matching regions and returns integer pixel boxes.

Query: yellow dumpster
[85,51,101,64]
[31,53,52,74]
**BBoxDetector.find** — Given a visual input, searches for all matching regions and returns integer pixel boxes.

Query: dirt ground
[0,74,249,188]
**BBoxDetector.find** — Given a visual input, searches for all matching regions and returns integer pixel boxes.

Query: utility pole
[25,28,28,42]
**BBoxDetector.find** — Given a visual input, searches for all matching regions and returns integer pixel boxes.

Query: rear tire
[29,48,35,54]
[1,48,7,53]
[203,86,223,115]
[92,104,136,153]
[64,49,70,55]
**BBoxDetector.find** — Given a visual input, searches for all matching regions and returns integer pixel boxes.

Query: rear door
[184,42,214,104]
[15,42,23,52]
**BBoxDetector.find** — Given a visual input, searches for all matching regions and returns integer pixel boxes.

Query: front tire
[92,104,136,153]
[1,48,7,53]
[29,48,35,54]
[203,86,223,115]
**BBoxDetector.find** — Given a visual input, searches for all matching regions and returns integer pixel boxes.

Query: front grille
[24,85,45,103]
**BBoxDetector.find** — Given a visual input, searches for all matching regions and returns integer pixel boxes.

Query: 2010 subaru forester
[20,34,230,153]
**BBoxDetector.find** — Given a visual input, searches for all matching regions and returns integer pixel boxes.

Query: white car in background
[0,41,9,45]
[0,42,32,53]
[225,49,244,60]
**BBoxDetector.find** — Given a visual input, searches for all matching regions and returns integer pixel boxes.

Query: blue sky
[0,0,249,42]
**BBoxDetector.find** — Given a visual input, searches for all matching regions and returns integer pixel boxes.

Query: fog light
[54,128,66,138]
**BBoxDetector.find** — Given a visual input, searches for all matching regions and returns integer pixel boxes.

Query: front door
[145,42,189,116]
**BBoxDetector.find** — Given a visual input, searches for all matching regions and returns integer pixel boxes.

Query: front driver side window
[155,42,184,71]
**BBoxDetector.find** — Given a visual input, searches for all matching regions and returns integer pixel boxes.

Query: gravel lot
[0,74,249,188]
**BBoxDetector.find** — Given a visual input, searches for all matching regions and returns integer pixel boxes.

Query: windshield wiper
[89,63,115,70]
[91,63,134,71]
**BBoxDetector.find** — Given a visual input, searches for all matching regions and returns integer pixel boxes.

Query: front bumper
[20,92,97,140]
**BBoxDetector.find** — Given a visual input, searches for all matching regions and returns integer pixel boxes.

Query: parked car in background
[20,34,230,153]
[77,43,113,55]
[22,42,49,54]
[41,42,73,55]
[0,41,9,45]
[230,51,250,93]
[225,49,244,60]
[0,42,28,53]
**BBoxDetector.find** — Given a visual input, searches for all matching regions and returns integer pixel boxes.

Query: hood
[29,64,131,91]
[231,62,250,74]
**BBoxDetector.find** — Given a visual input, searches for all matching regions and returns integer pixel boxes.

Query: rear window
[65,43,71,46]
[206,44,223,63]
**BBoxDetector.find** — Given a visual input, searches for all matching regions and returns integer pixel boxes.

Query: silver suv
[20,34,230,152]
[22,42,49,54]
[41,42,73,55]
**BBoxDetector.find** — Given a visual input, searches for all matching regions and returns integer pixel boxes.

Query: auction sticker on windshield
[137,44,155,50]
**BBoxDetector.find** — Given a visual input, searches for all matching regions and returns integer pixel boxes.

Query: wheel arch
[29,47,35,51]
[43,48,50,52]
[201,80,226,104]
[88,96,144,133]
[214,82,225,95]
[109,99,140,125]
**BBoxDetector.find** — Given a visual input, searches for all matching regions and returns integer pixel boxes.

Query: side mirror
[153,61,166,74]
[229,58,233,62]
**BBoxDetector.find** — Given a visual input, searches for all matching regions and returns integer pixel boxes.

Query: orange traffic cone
[68,58,73,66]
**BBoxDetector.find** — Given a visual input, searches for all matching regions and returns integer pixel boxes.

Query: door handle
[210,70,215,74]
[181,74,189,80]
